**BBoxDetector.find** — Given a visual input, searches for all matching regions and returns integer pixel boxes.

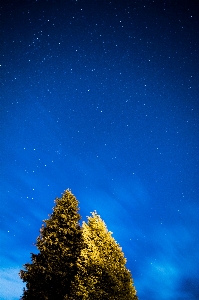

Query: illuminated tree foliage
[19,190,83,300]
[69,211,138,300]
[20,190,138,299]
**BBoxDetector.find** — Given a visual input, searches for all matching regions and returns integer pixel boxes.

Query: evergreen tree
[69,211,138,300]
[19,189,83,300]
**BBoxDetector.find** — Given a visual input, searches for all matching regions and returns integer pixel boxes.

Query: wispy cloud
[0,268,24,300]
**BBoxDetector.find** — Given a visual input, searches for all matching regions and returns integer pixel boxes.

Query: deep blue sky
[1,1,199,299]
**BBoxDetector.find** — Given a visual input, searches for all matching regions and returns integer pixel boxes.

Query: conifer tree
[19,189,83,300]
[69,211,138,300]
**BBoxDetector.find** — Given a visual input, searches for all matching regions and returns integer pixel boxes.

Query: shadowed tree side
[69,211,138,300]
[19,190,83,300]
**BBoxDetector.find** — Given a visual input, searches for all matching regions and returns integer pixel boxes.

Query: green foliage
[19,190,138,299]
[19,190,83,299]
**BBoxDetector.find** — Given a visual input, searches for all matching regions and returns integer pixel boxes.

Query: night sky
[1,0,199,299]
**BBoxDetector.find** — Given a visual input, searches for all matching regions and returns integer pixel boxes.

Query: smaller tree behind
[70,211,138,300]
[19,190,83,300]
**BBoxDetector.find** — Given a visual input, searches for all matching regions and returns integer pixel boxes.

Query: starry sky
[1,0,199,299]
